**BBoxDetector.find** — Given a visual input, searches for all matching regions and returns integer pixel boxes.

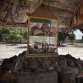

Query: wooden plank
[26,55,57,58]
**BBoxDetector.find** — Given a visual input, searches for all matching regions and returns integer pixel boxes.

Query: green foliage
[0,28,10,42]
[68,31,75,44]
[0,30,2,41]
[7,31,22,43]
[80,36,83,43]
[68,32,75,41]
[22,31,27,40]
[58,31,67,44]
[0,28,10,34]
[0,28,28,43]
[58,32,66,41]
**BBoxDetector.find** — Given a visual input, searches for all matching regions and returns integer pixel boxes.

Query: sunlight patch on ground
[0,44,83,60]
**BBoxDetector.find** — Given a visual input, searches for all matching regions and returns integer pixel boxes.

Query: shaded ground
[0,52,81,83]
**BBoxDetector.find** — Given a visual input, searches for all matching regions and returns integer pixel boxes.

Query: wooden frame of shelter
[26,5,59,58]
[0,5,59,58]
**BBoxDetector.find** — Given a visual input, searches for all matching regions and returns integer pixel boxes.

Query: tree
[0,28,10,34]
[7,31,22,43]
[80,36,83,43]
[58,31,67,46]
[0,28,10,42]
[0,30,2,41]
[68,31,75,44]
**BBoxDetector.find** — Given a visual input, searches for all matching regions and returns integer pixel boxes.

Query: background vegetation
[0,28,28,43]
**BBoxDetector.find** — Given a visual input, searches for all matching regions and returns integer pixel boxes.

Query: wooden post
[56,19,59,54]
[26,16,31,56]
